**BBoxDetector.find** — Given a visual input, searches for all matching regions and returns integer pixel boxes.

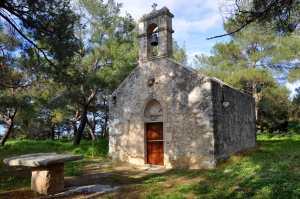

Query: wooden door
[146,122,164,165]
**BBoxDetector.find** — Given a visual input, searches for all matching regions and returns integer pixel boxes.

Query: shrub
[287,120,300,134]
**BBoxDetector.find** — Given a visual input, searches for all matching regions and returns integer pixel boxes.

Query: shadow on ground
[0,161,175,199]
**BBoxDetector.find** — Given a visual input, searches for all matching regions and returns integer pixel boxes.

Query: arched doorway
[144,99,164,165]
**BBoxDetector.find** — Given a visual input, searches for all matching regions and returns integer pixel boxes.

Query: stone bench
[4,153,84,195]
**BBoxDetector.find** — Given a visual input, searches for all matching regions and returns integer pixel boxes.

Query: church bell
[150,32,158,46]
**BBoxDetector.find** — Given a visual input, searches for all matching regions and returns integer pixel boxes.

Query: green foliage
[226,68,277,96]
[251,0,300,33]
[1,0,79,74]
[287,120,300,134]
[289,68,300,83]
[257,85,290,131]
[71,138,109,157]
[0,0,140,145]
[290,87,300,119]
[219,1,300,83]
[173,39,188,65]
[0,0,80,145]
[222,0,300,35]
[0,138,108,158]
[194,21,292,131]
[50,0,140,145]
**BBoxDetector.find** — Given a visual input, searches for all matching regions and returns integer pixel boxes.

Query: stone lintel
[139,55,173,63]
[137,27,174,38]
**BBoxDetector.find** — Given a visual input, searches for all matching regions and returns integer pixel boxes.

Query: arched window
[144,99,163,116]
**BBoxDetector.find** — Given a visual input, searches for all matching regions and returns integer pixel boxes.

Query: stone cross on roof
[152,3,157,11]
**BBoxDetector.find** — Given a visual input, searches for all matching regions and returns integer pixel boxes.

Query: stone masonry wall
[109,58,256,169]
[211,80,257,161]
[109,58,216,169]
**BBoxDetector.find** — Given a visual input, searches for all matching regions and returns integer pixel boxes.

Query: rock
[4,153,84,167]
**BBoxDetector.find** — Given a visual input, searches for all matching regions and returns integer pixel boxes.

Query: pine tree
[0,0,79,73]
[212,0,300,39]
[194,22,291,132]
[68,0,138,145]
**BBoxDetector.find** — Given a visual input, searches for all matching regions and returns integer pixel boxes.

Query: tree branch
[0,12,56,66]
[207,0,284,40]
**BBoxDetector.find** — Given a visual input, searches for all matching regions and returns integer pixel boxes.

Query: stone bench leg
[31,163,64,195]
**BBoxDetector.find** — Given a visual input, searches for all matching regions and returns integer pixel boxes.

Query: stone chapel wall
[211,80,257,161]
[109,58,217,169]
[109,65,145,165]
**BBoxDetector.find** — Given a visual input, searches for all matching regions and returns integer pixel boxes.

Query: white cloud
[119,0,184,20]
[186,51,210,64]
[174,14,222,36]
[117,0,226,60]
[187,53,197,64]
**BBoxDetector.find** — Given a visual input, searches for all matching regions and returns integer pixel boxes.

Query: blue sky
[117,0,299,95]
[117,0,229,64]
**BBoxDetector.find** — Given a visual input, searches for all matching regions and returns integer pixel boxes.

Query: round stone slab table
[4,153,84,195]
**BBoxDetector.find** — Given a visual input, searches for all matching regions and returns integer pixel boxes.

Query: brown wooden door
[146,122,164,165]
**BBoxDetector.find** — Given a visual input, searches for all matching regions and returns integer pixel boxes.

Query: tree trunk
[102,96,108,138]
[51,124,55,140]
[252,80,260,121]
[252,81,259,103]
[260,123,264,133]
[72,109,80,136]
[0,109,17,146]
[250,60,261,121]
[73,88,97,145]
[103,113,108,138]
[86,117,96,141]
[0,119,14,146]
[73,105,88,145]
[72,121,78,137]
[87,121,96,141]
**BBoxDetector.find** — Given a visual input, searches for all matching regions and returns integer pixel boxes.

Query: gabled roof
[169,58,229,87]
[112,57,232,96]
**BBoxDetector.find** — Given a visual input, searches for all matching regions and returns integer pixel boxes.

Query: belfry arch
[137,5,174,61]
[147,23,158,57]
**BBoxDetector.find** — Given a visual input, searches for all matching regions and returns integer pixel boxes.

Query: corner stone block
[31,163,64,195]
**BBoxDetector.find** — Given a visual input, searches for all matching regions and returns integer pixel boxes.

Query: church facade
[108,5,256,169]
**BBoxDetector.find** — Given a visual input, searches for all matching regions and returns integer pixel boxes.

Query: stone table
[4,153,84,195]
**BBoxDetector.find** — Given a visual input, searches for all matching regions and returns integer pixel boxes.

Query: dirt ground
[1,159,202,199]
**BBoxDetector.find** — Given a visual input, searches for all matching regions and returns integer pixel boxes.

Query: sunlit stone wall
[109,58,256,169]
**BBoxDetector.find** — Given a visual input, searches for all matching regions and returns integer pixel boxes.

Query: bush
[287,120,300,134]
[0,138,109,158]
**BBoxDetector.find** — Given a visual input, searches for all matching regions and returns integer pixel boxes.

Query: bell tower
[138,4,174,62]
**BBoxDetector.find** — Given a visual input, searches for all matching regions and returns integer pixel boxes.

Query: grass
[1,134,300,198]
[106,133,300,199]
[0,138,108,157]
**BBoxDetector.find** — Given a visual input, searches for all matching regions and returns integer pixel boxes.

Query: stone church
[109,5,256,169]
